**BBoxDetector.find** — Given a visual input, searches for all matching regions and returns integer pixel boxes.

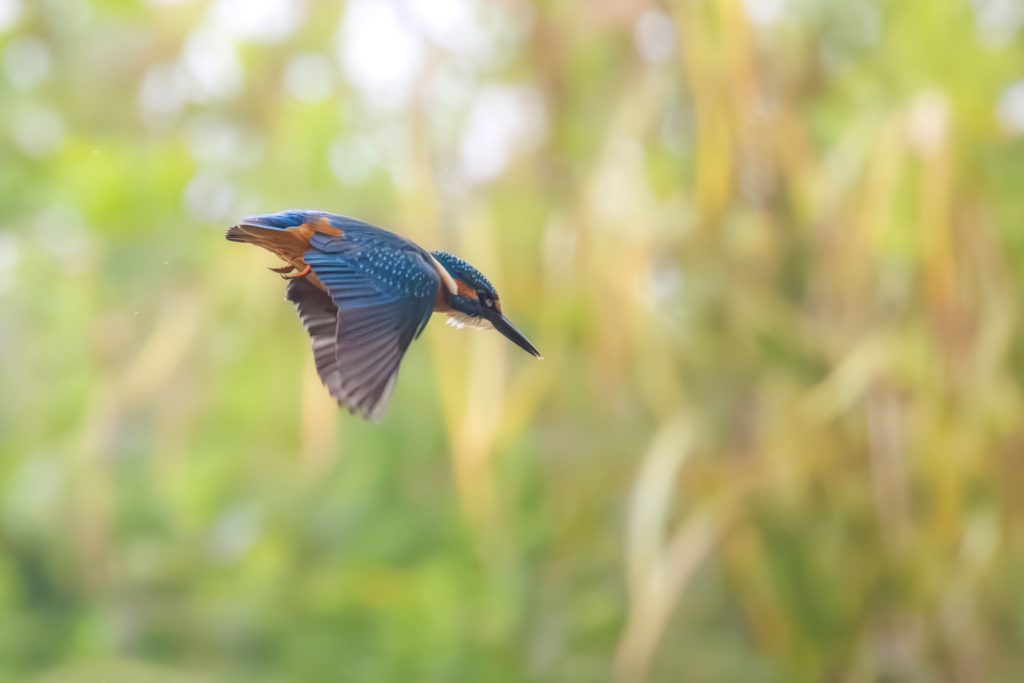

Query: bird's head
[431,251,542,359]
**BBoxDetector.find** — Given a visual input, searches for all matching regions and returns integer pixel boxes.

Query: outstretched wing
[303,241,440,421]
[285,278,346,404]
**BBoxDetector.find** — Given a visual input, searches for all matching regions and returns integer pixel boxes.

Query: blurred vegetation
[3,0,1024,681]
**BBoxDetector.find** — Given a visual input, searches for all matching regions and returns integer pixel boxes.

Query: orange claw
[283,263,311,279]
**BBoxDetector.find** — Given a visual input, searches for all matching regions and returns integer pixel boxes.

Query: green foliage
[2,0,1024,681]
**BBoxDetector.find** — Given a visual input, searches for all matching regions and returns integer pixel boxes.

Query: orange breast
[434,287,452,312]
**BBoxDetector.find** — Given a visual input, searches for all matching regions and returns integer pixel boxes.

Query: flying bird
[226,210,542,420]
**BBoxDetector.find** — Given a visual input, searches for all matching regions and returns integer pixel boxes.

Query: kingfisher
[226,210,542,420]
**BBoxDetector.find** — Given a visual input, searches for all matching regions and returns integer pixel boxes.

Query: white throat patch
[445,312,493,330]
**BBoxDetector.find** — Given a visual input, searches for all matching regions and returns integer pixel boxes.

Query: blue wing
[286,278,346,405]
[231,209,401,240]
[303,236,440,421]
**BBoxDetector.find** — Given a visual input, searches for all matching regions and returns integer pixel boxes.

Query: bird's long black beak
[485,310,543,359]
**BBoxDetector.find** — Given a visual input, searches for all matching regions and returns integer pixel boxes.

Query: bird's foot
[268,263,311,279]
[282,263,311,279]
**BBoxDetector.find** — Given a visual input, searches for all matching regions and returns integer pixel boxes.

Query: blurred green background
[3,0,1024,681]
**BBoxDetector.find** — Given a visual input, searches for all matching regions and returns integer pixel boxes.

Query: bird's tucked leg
[282,263,311,279]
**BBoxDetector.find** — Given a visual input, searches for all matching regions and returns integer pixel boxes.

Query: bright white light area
[138,62,190,118]
[0,233,19,295]
[211,0,306,44]
[0,0,21,32]
[633,11,675,64]
[405,0,468,42]
[184,171,236,220]
[649,262,684,309]
[997,81,1024,136]
[458,85,546,184]
[337,0,424,109]
[329,137,377,185]
[33,205,90,263]
[186,115,263,167]
[182,28,244,101]
[906,92,949,153]
[742,0,785,27]
[591,138,647,224]
[283,53,335,104]
[4,38,51,90]
[429,61,477,115]
[972,0,1024,47]
[405,0,483,56]
[11,105,65,158]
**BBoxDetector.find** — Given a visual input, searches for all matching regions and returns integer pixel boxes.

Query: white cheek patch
[446,312,493,330]
[428,253,459,295]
